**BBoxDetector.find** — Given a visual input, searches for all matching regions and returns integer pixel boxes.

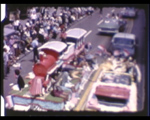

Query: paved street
[2,6,148,115]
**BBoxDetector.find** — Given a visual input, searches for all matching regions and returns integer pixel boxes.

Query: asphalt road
[3,7,147,114]
[69,7,147,112]
[131,9,147,111]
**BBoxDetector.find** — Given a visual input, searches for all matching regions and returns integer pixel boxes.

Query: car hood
[113,45,135,56]
[95,85,130,99]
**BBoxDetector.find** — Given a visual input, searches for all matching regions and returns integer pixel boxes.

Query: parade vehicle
[111,33,136,58]
[85,71,138,112]
[63,28,87,63]
[120,7,137,18]
[38,28,88,65]
[6,28,90,111]
[98,17,127,34]
[37,41,67,74]
[85,55,141,112]
[85,64,138,112]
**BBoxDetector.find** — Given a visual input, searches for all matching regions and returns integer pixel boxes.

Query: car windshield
[104,18,118,24]
[101,72,131,85]
[113,38,134,47]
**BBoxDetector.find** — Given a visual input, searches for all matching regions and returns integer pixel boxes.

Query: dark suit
[17,75,25,90]
[33,46,39,63]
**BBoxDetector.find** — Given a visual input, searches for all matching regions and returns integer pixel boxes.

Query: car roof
[66,28,87,39]
[113,33,135,40]
[99,18,119,28]
[38,41,67,53]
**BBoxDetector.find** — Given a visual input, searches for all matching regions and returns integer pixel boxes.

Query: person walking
[31,37,39,63]
[14,69,25,91]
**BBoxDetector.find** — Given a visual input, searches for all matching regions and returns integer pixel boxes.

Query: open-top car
[85,70,138,112]
[98,17,127,34]
[120,7,137,18]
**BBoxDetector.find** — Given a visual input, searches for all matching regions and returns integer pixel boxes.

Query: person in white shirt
[25,21,32,29]
[31,7,36,13]
[13,19,20,31]
[30,13,37,24]
[31,37,39,63]
[38,27,45,44]
[24,29,31,38]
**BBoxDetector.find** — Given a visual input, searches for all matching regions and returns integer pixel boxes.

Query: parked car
[98,17,127,34]
[120,7,137,18]
[111,33,136,58]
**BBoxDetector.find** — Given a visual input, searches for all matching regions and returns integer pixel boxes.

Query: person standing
[60,28,67,43]
[13,19,20,31]
[31,37,39,63]
[9,36,15,53]
[16,8,21,19]
[14,69,25,91]
[4,36,9,46]
[99,6,103,18]
[99,6,103,14]
[30,12,37,24]
[85,42,92,53]
[3,48,9,78]
[29,77,43,96]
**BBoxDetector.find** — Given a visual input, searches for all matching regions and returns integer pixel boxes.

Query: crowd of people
[3,6,95,78]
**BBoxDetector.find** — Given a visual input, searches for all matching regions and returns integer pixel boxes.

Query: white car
[85,70,138,112]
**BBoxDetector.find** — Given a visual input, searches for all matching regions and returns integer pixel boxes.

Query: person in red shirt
[60,28,67,43]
